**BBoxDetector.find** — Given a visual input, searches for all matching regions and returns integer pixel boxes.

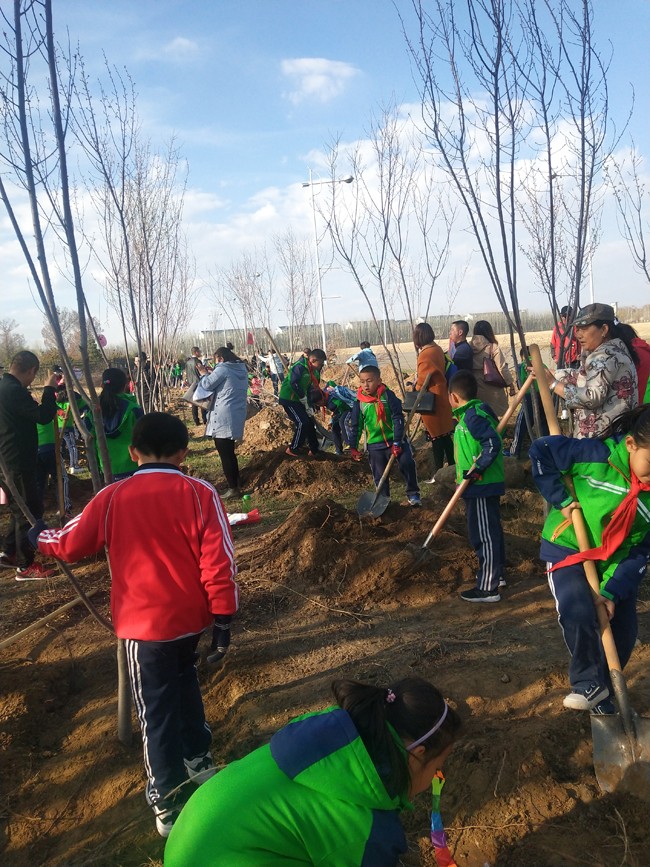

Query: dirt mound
[239,405,293,455]
[237,498,470,608]
[241,449,371,498]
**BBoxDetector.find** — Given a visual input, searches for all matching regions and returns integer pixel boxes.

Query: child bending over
[279,348,326,457]
[530,405,650,713]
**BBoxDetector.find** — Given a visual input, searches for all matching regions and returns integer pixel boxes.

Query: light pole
[302,170,354,357]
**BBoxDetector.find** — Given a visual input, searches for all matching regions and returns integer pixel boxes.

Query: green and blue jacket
[165,706,409,867]
[530,434,650,601]
[453,399,504,499]
[349,386,405,450]
[98,393,143,477]
[279,358,321,405]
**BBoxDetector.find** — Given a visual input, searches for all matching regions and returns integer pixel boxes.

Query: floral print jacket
[554,337,638,438]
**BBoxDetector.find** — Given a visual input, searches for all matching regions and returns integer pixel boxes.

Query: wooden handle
[530,344,623,672]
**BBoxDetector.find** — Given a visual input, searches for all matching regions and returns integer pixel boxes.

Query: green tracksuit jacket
[164,707,409,866]
[530,433,650,600]
[452,399,504,498]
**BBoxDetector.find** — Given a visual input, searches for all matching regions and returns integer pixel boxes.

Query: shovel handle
[264,328,290,375]
[419,373,534,548]
[529,345,624,673]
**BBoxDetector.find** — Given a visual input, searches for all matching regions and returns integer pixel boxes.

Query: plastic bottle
[242,494,252,513]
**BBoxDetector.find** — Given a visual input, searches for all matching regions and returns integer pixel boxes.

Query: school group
[3,300,650,865]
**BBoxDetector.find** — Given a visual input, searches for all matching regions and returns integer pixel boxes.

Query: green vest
[453,399,504,488]
[37,421,55,448]
[98,395,140,477]
[542,436,650,588]
[279,358,319,403]
[358,393,394,445]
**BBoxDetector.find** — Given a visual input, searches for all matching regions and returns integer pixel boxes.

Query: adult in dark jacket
[448,320,473,371]
[185,346,207,426]
[0,351,59,579]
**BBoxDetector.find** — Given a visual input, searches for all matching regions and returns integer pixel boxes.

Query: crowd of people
[2,301,650,860]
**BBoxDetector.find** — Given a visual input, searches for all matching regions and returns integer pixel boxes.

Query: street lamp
[302,170,354,357]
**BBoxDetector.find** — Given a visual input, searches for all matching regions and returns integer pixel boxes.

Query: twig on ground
[250,577,371,622]
[494,750,507,797]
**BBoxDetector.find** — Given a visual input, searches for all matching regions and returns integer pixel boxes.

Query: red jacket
[37,465,239,641]
[551,322,580,365]
[632,337,650,402]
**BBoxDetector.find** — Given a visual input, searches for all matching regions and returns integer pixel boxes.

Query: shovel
[357,372,433,518]
[530,343,650,798]
[403,373,534,568]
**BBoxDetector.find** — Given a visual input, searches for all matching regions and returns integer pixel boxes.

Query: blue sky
[2,0,649,347]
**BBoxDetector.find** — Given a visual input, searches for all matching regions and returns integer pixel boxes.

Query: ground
[2,375,650,866]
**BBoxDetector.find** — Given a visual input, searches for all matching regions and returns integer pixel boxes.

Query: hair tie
[385,689,396,704]
[407,703,449,751]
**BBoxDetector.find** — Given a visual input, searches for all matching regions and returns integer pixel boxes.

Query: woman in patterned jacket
[538,303,638,439]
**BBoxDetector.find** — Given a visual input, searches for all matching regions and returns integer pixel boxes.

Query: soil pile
[237,498,469,607]
[239,405,293,455]
[241,449,371,499]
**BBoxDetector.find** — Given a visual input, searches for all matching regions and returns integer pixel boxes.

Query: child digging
[349,366,421,506]
[448,370,506,601]
[279,348,327,457]
[30,412,240,837]
[530,405,650,713]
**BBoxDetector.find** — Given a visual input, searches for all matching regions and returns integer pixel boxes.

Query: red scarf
[307,360,323,403]
[549,469,650,572]
[357,383,387,422]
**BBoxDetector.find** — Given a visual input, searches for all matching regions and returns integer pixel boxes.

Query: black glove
[207,615,232,664]
[463,468,482,482]
[28,519,48,549]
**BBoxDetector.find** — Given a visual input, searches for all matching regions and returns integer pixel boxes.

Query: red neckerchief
[549,468,650,572]
[357,384,390,444]
[307,359,323,403]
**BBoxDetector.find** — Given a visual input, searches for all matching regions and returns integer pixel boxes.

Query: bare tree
[273,229,317,357]
[0,0,111,489]
[0,317,25,366]
[605,144,649,284]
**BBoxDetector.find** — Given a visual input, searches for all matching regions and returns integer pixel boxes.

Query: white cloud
[136,36,200,63]
[281,58,360,106]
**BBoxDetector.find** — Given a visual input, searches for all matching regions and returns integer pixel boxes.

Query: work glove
[27,519,48,549]
[463,468,482,482]
[207,615,232,664]
[391,442,403,457]
[350,448,362,462]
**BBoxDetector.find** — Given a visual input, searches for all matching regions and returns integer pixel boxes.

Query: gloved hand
[350,448,362,462]
[463,468,482,482]
[391,442,403,457]
[207,615,232,664]
[300,396,309,410]
[27,519,48,549]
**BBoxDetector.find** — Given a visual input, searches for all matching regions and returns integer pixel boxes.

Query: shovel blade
[357,490,390,518]
[591,713,650,800]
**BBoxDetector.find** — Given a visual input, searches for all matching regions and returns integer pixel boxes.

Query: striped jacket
[37,464,239,640]
[530,434,650,601]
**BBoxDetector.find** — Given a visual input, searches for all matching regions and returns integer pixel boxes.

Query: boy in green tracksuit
[36,418,71,515]
[348,366,420,506]
[530,405,650,712]
[279,349,326,457]
[448,370,505,602]
[56,385,91,474]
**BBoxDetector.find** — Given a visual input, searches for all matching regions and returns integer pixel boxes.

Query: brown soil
[2,442,650,866]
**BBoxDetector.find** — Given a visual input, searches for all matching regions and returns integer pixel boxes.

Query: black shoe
[459,587,500,603]
[0,552,17,570]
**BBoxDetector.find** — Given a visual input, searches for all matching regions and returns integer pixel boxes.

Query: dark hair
[215,346,242,363]
[360,340,371,349]
[473,320,497,344]
[99,368,128,417]
[191,346,201,354]
[452,320,469,338]
[131,412,189,457]
[599,404,650,445]
[448,370,478,400]
[302,347,311,355]
[592,320,639,366]
[309,348,327,363]
[359,365,381,376]
[332,677,461,798]
[226,342,234,351]
[560,306,571,317]
[10,350,40,373]
[413,322,435,350]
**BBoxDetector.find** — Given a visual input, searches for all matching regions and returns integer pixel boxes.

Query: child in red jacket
[30,412,239,837]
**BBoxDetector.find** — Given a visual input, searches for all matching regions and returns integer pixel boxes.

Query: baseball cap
[571,303,617,328]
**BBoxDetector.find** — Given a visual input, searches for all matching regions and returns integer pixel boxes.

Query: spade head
[591,712,650,800]
[357,490,390,518]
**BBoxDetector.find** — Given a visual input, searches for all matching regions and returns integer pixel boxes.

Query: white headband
[406,703,449,751]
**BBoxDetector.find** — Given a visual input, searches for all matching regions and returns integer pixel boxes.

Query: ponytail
[99,368,128,418]
[331,676,461,798]
[597,320,639,366]
[600,404,650,445]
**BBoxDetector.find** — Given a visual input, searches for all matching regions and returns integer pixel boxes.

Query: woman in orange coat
[413,323,455,481]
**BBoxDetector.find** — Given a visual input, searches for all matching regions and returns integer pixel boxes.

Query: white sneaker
[422,476,437,484]
[184,751,217,784]
[498,577,507,588]
[153,804,180,838]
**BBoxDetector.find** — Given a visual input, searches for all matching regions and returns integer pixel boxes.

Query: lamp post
[302,170,354,357]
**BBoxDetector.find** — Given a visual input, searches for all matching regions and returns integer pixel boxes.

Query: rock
[434,456,527,491]
[501,673,511,683]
